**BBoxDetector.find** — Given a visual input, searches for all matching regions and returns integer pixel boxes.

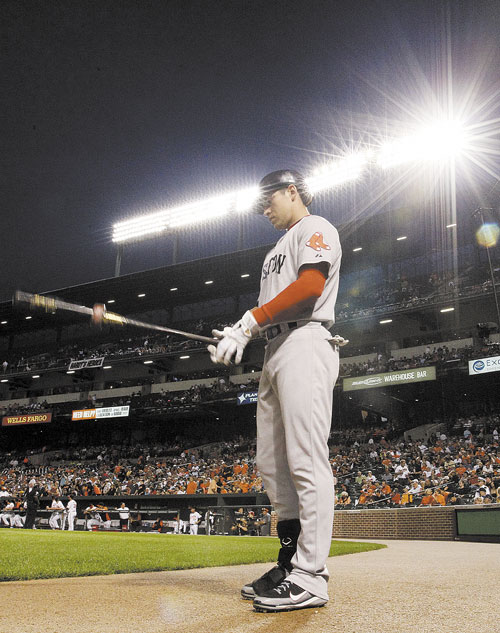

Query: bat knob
[92,303,106,326]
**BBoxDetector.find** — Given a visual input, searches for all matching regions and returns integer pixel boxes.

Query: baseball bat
[13,290,218,345]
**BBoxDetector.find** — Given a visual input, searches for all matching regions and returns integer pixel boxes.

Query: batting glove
[207,310,259,365]
[331,335,349,346]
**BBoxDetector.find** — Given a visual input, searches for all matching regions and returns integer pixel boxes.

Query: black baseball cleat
[253,579,327,612]
[241,564,289,600]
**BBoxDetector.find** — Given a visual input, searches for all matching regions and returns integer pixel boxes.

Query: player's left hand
[330,335,349,346]
[207,310,259,365]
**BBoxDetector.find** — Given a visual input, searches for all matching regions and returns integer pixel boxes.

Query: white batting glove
[331,335,349,346]
[207,310,259,365]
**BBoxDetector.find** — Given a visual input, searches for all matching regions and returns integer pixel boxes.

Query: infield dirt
[1,539,498,633]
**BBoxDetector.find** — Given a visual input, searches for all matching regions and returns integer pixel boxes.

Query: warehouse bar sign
[2,412,53,426]
[468,355,500,376]
[68,357,105,371]
[72,406,130,421]
[343,366,436,392]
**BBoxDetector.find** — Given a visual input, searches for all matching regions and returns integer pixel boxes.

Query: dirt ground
[1,539,499,633]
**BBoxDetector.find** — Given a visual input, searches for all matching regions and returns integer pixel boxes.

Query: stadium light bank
[112,120,467,246]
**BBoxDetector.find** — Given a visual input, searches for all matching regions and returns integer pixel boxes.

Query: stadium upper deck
[0,204,498,344]
[0,203,498,444]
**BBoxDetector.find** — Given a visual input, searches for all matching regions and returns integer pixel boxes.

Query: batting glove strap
[240,310,260,337]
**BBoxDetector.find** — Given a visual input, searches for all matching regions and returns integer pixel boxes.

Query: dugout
[10,496,500,543]
[23,493,270,533]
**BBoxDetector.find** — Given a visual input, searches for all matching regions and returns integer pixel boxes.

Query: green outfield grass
[0,530,385,582]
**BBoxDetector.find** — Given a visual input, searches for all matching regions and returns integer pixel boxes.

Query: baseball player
[10,500,26,528]
[47,496,65,530]
[189,507,202,534]
[0,500,15,527]
[65,494,77,531]
[118,502,130,531]
[208,170,345,612]
[84,503,101,531]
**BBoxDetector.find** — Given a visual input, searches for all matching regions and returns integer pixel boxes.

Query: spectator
[337,491,351,506]
[419,489,435,506]
[394,459,410,483]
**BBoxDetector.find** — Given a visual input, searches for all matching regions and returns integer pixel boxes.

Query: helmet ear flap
[287,176,313,208]
[298,184,313,207]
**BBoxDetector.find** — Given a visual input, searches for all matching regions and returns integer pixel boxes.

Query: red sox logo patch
[306,232,331,252]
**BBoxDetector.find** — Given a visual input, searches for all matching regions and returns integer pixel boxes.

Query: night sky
[2,0,499,300]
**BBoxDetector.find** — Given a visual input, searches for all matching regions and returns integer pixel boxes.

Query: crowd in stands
[2,337,498,421]
[0,316,235,377]
[2,265,498,382]
[340,344,471,377]
[0,400,52,416]
[1,376,259,420]
[340,341,500,377]
[0,436,262,502]
[1,414,499,513]
[1,331,497,417]
[336,267,499,321]
[330,413,500,508]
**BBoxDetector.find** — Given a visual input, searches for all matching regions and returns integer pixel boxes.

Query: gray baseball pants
[256,322,338,600]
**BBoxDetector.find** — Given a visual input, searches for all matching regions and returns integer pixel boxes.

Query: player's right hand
[208,326,246,365]
[207,311,258,365]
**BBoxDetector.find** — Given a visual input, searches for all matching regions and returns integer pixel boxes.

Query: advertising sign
[68,357,105,371]
[468,356,500,376]
[237,391,259,405]
[2,412,52,427]
[72,406,130,421]
[343,366,436,392]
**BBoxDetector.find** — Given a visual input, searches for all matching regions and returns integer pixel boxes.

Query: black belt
[265,322,299,341]
[265,321,329,341]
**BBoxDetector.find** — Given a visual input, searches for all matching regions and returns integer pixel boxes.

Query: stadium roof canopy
[0,206,476,336]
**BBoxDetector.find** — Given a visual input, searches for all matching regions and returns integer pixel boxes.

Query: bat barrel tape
[13,291,93,316]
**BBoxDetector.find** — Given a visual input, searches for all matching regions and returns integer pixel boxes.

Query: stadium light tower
[110,153,372,275]
[110,118,472,276]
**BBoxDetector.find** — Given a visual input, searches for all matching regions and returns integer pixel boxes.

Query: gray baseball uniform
[256,214,341,600]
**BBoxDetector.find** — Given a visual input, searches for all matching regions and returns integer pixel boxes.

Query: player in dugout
[208,169,347,612]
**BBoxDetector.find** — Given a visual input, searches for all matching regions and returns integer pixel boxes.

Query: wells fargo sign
[2,412,53,427]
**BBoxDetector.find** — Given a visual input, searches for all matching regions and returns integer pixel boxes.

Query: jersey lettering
[306,232,331,252]
[262,253,287,280]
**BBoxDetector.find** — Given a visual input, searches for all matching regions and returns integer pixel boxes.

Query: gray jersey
[257,215,341,326]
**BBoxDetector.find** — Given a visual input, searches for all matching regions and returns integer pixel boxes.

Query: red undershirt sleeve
[251,267,327,327]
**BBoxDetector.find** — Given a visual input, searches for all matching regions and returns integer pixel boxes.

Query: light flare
[476,223,500,248]
[377,120,467,169]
